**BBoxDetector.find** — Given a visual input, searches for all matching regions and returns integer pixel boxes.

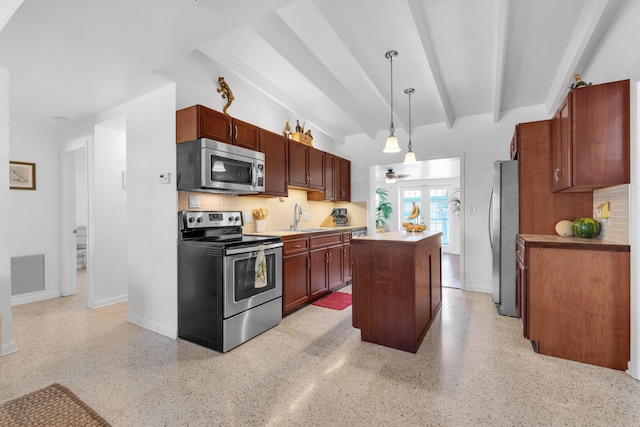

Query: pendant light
[403,88,417,164]
[383,50,401,153]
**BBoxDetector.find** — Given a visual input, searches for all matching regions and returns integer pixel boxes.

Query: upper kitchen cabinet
[516,120,592,234]
[176,105,260,151]
[259,129,288,197]
[288,140,324,191]
[336,156,351,202]
[550,79,630,192]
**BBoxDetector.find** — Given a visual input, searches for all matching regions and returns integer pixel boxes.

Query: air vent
[11,254,45,295]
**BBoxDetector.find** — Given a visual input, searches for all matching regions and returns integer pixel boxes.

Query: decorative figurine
[570,73,591,90]
[283,116,292,138]
[304,129,313,139]
[216,77,234,115]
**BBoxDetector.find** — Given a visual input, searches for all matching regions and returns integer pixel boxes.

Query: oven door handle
[225,242,283,256]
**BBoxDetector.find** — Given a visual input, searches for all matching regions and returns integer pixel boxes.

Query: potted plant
[449,189,461,217]
[375,188,393,232]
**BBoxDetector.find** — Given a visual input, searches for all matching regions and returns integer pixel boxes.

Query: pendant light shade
[403,88,417,164]
[383,50,401,153]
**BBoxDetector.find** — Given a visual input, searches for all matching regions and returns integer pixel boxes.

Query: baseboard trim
[11,290,60,306]
[89,294,128,309]
[126,311,177,339]
[1,340,18,356]
[463,284,491,293]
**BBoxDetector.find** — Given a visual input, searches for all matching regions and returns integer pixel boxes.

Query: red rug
[311,292,352,310]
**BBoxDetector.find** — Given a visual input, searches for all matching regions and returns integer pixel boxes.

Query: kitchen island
[351,230,442,353]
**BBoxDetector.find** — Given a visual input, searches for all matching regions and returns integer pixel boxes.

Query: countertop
[518,234,630,252]
[351,230,442,244]
[245,226,366,239]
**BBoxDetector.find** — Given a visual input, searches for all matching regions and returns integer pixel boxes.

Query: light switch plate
[188,196,200,208]
[244,213,253,223]
[303,212,309,221]
[159,172,171,184]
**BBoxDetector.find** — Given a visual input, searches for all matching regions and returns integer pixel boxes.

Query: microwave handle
[251,163,257,187]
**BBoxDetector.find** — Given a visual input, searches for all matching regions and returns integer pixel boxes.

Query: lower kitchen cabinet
[309,234,343,297]
[341,232,352,284]
[517,234,630,370]
[283,238,310,315]
[283,232,349,315]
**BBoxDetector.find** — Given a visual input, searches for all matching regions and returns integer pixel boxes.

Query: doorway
[61,145,89,299]
[372,156,463,289]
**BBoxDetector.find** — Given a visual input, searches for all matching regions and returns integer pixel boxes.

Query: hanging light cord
[386,50,397,137]
[407,88,413,151]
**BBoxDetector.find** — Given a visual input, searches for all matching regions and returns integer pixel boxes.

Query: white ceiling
[0,0,626,143]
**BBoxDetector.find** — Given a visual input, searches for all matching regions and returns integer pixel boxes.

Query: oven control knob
[235,216,240,222]
[196,217,203,223]
[228,216,234,222]
[188,217,195,223]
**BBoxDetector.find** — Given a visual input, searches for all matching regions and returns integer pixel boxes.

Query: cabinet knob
[293,244,301,248]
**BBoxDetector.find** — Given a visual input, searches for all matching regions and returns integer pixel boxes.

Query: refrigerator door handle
[488,186,494,250]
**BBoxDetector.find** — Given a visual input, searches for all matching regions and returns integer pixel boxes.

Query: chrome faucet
[292,202,303,231]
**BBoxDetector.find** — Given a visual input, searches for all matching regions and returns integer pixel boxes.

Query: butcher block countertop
[518,234,629,251]
[352,230,442,243]
[246,226,366,239]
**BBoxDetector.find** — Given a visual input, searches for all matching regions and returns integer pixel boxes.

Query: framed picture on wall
[9,161,36,190]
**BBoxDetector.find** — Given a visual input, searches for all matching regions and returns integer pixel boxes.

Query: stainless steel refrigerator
[490,160,518,317]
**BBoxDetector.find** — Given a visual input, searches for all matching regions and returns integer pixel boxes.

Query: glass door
[401,185,451,247]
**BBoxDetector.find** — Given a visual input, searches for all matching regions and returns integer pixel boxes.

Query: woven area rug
[0,383,110,427]
[311,292,352,310]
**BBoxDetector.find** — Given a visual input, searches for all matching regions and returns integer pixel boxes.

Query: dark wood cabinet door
[430,248,442,318]
[324,153,335,200]
[232,118,260,151]
[259,129,288,197]
[327,245,343,291]
[308,147,325,190]
[283,252,309,314]
[337,157,351,201]
[550,98,571,192]
[571,79,630,189]
[200,107,232,144]
[288,141,308,187]
[309,248,328,298]
[341,242,352,283]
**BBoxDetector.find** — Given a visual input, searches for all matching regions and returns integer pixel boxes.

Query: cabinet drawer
[516,238,526,264]
[309,233,342,249]
[342,232,351,244]
[283,238,309,255]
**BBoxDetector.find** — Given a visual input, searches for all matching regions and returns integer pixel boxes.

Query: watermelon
[571,217,600,238]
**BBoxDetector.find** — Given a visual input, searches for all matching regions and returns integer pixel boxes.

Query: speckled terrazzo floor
[2,271,640,426]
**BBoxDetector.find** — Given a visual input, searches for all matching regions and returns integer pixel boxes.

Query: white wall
[89,123,127,307]
[100,84,178,337]
[337,105,548,293]
[9,120,61,304]
[0,68,16,355]
[75,150,87,227]
[581,0,640,379]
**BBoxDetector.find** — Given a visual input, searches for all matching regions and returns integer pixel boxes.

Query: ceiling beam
[252,12,379,139]
[197,46,346,143]
[545,0,625,114]
[311,0,404,133]
[407,0,454,129]
[491,0,509,123]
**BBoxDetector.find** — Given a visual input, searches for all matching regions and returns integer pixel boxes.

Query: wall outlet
[303,212,309,221]
[244,212,253,223]
[188,196,200,208]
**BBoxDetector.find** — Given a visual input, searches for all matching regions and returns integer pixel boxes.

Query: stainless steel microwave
[177,138,265,194]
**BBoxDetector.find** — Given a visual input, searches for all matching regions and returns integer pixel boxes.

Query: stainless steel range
[177,210,283,352]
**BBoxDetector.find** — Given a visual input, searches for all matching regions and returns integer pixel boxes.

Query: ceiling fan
[385,168,409,183]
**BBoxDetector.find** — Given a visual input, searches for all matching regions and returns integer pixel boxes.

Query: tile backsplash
[178,189,367,233]
[593,184,629,244]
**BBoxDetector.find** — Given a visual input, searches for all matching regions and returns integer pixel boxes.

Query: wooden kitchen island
[351,230,442,353]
